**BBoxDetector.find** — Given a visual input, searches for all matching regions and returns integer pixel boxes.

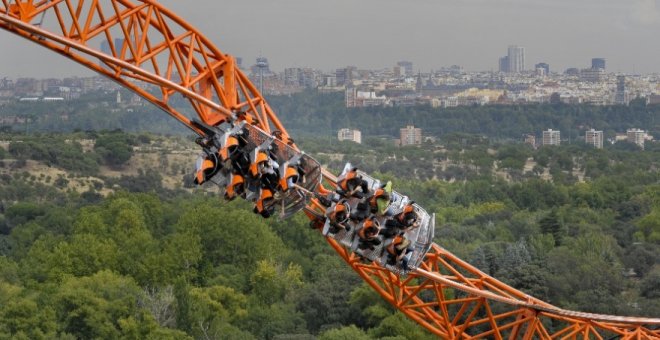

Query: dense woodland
[0,128,658,339]
[0,91,659,338]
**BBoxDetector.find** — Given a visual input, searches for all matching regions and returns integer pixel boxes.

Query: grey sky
[1,0,660,77]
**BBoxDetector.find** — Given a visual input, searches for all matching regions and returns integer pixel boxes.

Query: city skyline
[1,0,660,77]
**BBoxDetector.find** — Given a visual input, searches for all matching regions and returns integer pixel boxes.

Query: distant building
[507,45,525,73]
[580,68,605,82]
[499,56,510,73]
[648,94,660,105]
[284,68,302,86]
[627,128,647,149]
[585,129,603,149]
[565,68,580,76]
[337,128,362,144]
[345,88,387,107]
[100,38,125,56]
[542,129,561,146]
[592,58,606,70]
[535,63,550,75]
[615,75,629,105]
[397,61,413,77]
[400,125,423,146]
[523,134,536,147]
[336,66,357,86]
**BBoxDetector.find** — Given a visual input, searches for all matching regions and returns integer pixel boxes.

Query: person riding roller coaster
[253,187,275,218]
[224,172,246,201]
[325,199,351,233]
[278,156,306,193]
[386,235,413,271]
[369,181,393,216]
[357,216,382,251]
[336,167,370,199]
[383,202,420,238]
[193,151,220,185]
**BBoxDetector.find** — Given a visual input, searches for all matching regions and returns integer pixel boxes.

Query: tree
[539,209,565,246]
[640,266,660,299]
[318,325,371,340]
[54,271,155,339]
[94,131,135,167]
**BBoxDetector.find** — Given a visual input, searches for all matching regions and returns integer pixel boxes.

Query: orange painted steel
[0,0,291,143]
[2,1,659,339]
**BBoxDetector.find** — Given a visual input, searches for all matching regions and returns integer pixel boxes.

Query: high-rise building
[627,128,647,149]
[336,66,356,86]
[400,125,423,146]
[585,129,603,149]
[397,61,413,77]
[507,45,525,73]
[542,129,561,146]
[100,38,125,56]
[580,68,605,82]
[615,75,629,105]
[499,56,510,73]
[535,63,550,75]
[337,128,362,144]
[284,68,303,86]
[592,58,606,70]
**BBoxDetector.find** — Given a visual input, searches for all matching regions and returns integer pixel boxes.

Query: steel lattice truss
[2,1,659,339]
[0,0,290,140]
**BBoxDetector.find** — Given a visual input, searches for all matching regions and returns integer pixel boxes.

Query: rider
[336,167,370,199]
[325,199,351,233]
[253,187,275,218]
[369,181,393,216]
[223,172,246,201]
[386,235,413,271]
[357,217,381,251]
[382,202,419,238]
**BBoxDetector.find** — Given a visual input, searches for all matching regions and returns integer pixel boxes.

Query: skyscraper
[100,38,125,56]
[585,129,603,149]
[592,58,606,70]
[397,61,413,77]
[499,56,510,73]
[507,46,525,73]
[615,75,629,105]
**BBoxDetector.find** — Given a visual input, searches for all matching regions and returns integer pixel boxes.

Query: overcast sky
[1,0,660,78]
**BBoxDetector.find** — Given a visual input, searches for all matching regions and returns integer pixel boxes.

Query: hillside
[0,131,658,339]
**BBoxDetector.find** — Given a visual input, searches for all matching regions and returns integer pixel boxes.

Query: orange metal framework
[1,1,659,339]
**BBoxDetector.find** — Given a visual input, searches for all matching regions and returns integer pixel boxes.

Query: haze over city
[2,0,660,77]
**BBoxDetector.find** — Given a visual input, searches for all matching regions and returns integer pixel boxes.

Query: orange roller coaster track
[1,1,659,339]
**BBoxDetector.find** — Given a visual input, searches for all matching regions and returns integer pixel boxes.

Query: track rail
[2,1,659,338]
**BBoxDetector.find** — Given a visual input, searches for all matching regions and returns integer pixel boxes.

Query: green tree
[318,325,371,340]
[539,209,565,246]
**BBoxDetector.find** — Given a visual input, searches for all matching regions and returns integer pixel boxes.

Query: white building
[345,88,387,108]
[627,128,647,149]
[337,128,362,144]
[542,129,561,146]
[585,129,603,149]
